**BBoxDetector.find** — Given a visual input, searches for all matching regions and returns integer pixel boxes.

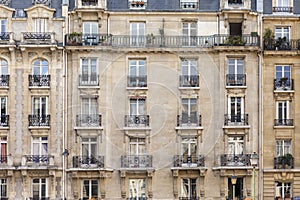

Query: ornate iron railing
[66,34,111,46]
[79,74,99,86]
[177,114,201,127]
[226,74,246,86]
[28,75,50,87]
[82,0,98,6]
[221,154,251,166]
[224,114,249,126]
[173,155,205,167]
[126,198,147,200]
[264,39,300,50]
[33,0,51,5]
[24,155,53,165]
[125,115,149,127]
[273,6,293,12]
[29,197,49,200]
[0,115,9,127]
[228,0,243,5]
[274,78,293,91]
[180,1,199,9]
[76,114,102,127]
[73,156,104,168]
[28,115,50,127]
[274,155,294,169]
[0,0,10,5]
[121,155,152,168]
[274,119,293,126]
[23,32,53,44]
[127,75,147,87]
[0,32,10,41]
[0,75,9,86]
[179,75,199,87]
[179,198,199,200]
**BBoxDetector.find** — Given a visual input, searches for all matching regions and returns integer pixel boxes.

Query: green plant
[68,32,82,44]
[263,28,275,48]
[251,32,258,36]
[146,33,155,44]
[225,35,245,45]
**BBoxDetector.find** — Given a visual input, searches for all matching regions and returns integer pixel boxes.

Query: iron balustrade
[179,198,200,200]
[121,155,152,168]
[127,75,147,87]
[264,39,300,50]
[33,0,51,5]
[274,119,293,126]
[72,156,104,168]
[0,75,9,86]
[129,1,147,9]
[80,198,101,200]
[0,156,7,163]
[29,198,49,200]
[23,32,53,44]
[66,34,111,46]
[228,0,243,4]
[221,154,251,166]
[79,74,99,86]
[226,74,246,86]
[273,6,293,12]
[0,0,10,5]
[125,115,149,127]
[0,115,9,127]
[76,114,102,127]
[28,115,50,127]
[127,198,147,200]
[179,75,199,87]
[82,0,98,6]
[274,155,294,169]
[274,78,294,91]
[224,114,249,126]
[28,75,50,87]
[24,155,53,165]
[173,155,205,167]
[177,114,201,127]
[213,34,259,46]
[180,1,199,9]
[0,32,10,41]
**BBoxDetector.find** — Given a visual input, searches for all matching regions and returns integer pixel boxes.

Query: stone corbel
[99,172,106,199]
[120,171,126,198]
[172,169,178,198]
[97,11,102,28]
[224,13,228,28]
[243,13,247,29]
[77,12,82,28]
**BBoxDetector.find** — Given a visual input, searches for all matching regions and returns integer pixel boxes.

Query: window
[82,180,98,200]
[81,138,97,165]
[275,100,292,126]
[32,178,48,199]
[81,97,98,126]
[129,179,146,199]
[31,97,49,127]
[180,59,198,87]
[130,98,146,116]
[180,0,198,9]
[130,22,145,47]
[275,182,291,199]
[0,137,6,163]
[83,22,98,45]
[181,178,197,199]
[0,60,8,87]
[82,0,98,6]
[129,0,147,9]
[182,98,198,124]
[230,23,242,36]
[32,137,48,163]
[33,59,48,76]
[182,22,197,46]
[130,138,146,156]
[275,27,290,40]
[228,136,244,155]
[274,0,292,12]
[0,179,6,199]
[276,140,291,157]
[0,20,7,34]
[34,18,48,33]
[30,59,49,87]
[80,58,98,86]
[227,59,245,86]
[275,65,291,90]
[227,97,245,124]
[0,97,7,126]
[228,178,244,200]
[181,138,197,165]
[128,59,147,87]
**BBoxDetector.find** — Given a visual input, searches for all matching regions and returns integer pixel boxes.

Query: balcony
[274,119,293,126]
[79,74,99,86]
[125,115,149,127]
[127,76,147,88]
[273,6,293,13]
[221,154,251,166]
[22,32,55,45]
[129,0,147,9]
[226,74,246,87]
[28,115,50,127]
[0,115,9,127]
[33,0,51,5]
[121,155,152,168]
[214,35,259,46]
[179,75,199,88]
[22,155,54,166]
[224,114,248,126]
[274,78,293,91]
[72,156,104,168]
[274,154,294,169]
[29,75,50,87]
[228,0,243,5]
[0,0,10,6]
[76,114,102,127]
[179,198,199,200]
[66,33,111,46]
[180,0,199,9]
[29,198,49,200]
[0,75,9,87]
[173,155,205,167]
[82,0,98,6]
[0,33,12,44]
[177,114,201,127]
[264,39,299,50]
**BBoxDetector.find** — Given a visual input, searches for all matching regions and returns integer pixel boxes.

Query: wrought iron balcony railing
[82,0,98,6]
[79,74,99,86]
[121,155,152,168]
[221,154,251,166]
[127,75,147,87]
[0,155,8,164]
[28,115,50,127]
[73,156,104,168]
[0,75,9,86]
[274,155,294,169]
[127,198,147,200]
[0,32,10,41]
[29,75,50,87]
[125,115,149,127]
[180,1,199,9]
[0,0,10,5]
[226,74,246,86]
[264,39,300,50]
[213,35,259,46]
[179,75,199,87]
[224,114,249,126]
[29,197,49,200]
[66,34,111,46]
[274,78,293,91]
[0,115,9,127]
[23,155,54,165]
[273,6,293,13]
[177,114,201,127]
[179,197,200,200]
[33,0,51,5]
[22,32,55,44]
[274,119,293,126]
[173,155,205,167]
[80,198,100,200]
[129,1,147,9]
[76,114,102,127]
[228,0,243,5]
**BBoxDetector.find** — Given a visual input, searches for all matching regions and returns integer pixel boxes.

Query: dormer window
[82,0,98,6]
[228,0,243,5]
[180,0,199,9]
[273,0,293,13]
[32,0,51,6]
[128,0,147,9]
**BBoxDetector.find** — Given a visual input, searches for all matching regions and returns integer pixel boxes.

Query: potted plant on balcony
[146,33,155,46]
[225,35,246,46]
[263,28,275,49]
[68,32,82,45]
[279,77,288,89]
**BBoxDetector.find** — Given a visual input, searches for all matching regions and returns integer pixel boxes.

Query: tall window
[81,97,97,116]
[181,138,197,164]
[130,98,146,116]
[275,100,292,125]
[0,179,6,198]
[130,22,145,47]
[34,18,48,33]
[227,97,244,123]
[129,179,146,199]
[81,137,97,165]
[181,178,197,199]
[32,178,47,199]
[83,22,98,45]
[275,27,290,40]
[32,137,48,163]
[228,136,244,155]
[33,59,48,76]
[182,98,197,124]
[0,137,7,163]
[0,97,7,116]
[129,59,146,87]
[276,140,292,157]
[30,59,49,87]
[0,60,7,76]
[182,22,197,46]
[275,182,291,199]
[129,138,145,156]
[228,59,245,86]
[80,58,98,86]
[32,97,48,117]
[82,180,98,199]
[276,0,290,8]
[275,65,291,89]
[181,59,198,87]
[0,20,7,34]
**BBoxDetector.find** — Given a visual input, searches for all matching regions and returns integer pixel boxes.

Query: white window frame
[0,20,7,34]
[33,59,48,75]
[81,137,98,159]
[0,179,6,198]
[34,18,48,33]
[32,97,48,117]
[81,97,98,116]
[80,58,98,85]
[0,137,7,163]
[129,138,146,155]
[32,136,48,157]
[130,98,146,115]
[228,58,244,75]
[0,59,8,75]
[82,179,99,199]
[32,178,48,199]
[275,0,290,7]
[129,59,146,87]
[275,27,290,40]
[276,140,292,157]
[228,136,244,155]
[275,182,292,199]
[182,59,198,76]
[275,65,291,88]
[180,178,197,198]
[130,22,145,47]
[129,178,146,199]
[181,137,197,166]
[182,98,197,116]
[182,22,197,46]
[276,100,291,120]
[0,97,7,116]
[228,97,244,115]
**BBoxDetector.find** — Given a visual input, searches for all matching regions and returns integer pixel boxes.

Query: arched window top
[0,59,8,75]
[33,59,48,75]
